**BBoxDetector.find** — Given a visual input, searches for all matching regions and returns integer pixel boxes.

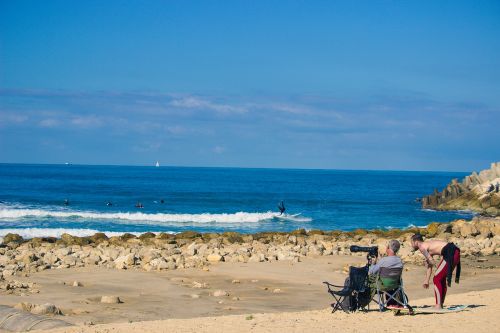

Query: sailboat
[155,161,160,167]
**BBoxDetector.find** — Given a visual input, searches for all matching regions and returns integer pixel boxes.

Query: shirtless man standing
[410,234,461,309]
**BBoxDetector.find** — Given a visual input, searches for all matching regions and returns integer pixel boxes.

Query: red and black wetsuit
[433,243,461,306]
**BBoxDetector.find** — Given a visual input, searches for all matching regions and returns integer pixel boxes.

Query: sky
[0,1,499,171]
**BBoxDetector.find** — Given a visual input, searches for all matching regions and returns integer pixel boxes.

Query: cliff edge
[422,162,500,216]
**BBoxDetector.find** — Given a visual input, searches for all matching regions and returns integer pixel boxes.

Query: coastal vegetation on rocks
[1,217,499,280]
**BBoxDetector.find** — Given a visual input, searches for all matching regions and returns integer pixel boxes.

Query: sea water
[0,164,473,238]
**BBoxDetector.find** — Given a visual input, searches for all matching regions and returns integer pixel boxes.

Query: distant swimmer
[135,202,144,209]
[106,201,113,206]
[160,199,165,204]
[278,201,286,215]
[64,199,70,206]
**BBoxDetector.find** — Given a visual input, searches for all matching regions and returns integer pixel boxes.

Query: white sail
[155,161,160,167]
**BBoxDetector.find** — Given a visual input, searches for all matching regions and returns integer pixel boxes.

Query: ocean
[0,164,473,238]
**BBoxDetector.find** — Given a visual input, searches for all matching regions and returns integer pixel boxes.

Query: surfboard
[389,304,468,314]
[274,213,301,220]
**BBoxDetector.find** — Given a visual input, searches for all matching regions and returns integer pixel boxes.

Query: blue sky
[0,1,499,171]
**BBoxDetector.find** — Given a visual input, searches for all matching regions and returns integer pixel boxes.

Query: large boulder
[176,231,201,239]
[2,233,23,244]
[90,232,109,243]
[207,254,223,262]
[60,233,90,246]
[114,253,136,269]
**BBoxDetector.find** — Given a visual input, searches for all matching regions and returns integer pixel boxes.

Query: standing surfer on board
[278,201,286,216]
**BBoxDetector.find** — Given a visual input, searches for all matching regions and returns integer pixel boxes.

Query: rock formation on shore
[422,162,500,216]
[1,217,499,281]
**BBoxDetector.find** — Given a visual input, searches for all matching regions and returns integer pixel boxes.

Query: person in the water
[64,199,69,206]
[278,201,286,215]
[106,201,113,206]
[135,202,144,208]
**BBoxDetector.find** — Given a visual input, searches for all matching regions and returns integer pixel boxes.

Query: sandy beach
[37,287,500,333]
[0,253,498,332]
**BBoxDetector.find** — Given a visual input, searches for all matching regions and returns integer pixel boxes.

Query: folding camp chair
[323,265,370,313]
[374,267,412,312]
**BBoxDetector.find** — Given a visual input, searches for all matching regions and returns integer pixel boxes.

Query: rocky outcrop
[0,217,499,280]
[422,162,500,216]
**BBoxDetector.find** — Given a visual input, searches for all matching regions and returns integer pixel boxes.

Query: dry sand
[39,288,500,333]
[1,255,499,332]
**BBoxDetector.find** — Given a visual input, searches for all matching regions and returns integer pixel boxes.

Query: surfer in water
[63,199,70,206]
[106,201,113,206]
[135,202,144,209]
[278,201,286,215]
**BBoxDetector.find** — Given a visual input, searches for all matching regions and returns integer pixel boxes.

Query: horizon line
[0,161,471,174]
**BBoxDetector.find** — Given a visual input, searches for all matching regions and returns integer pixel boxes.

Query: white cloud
[268,104,313,115]
[165,125,186,135]
[0,112,28,126]
[39,118,60,128]
[71,115,103,128]
[170,96,247,114]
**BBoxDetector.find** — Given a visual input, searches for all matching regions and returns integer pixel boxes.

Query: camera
[349,245,379,263]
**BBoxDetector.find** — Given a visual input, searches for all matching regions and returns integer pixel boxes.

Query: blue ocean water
[0,164,473,238]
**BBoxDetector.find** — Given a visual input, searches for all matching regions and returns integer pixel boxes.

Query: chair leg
[331,295,349,314]
[377,289,384,311]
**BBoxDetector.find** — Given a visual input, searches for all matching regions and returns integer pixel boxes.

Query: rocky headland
[422,162,500,216]
[1,216,499,284]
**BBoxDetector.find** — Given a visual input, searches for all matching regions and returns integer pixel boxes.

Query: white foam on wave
[0,208,311,224]
[407,223,429,229]
[0,228,155,239]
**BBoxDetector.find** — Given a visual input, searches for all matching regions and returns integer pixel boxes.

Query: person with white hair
[368,240,403,275]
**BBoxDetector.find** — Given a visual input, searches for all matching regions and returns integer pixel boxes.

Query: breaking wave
[0,208,311,224]
[0,228,154,239]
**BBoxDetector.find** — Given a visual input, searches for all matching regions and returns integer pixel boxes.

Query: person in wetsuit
[278,201,286,215]
[410,234,461,309]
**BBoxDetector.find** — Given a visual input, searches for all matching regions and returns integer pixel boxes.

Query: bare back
[421,239,448,256]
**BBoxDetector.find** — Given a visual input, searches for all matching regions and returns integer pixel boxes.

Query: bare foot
[434,305,443,310]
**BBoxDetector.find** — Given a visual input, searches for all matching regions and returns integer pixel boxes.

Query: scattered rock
[192,281,209,289]
[15,302,62,315]
[100,296,122,304]
[213,290,229,297]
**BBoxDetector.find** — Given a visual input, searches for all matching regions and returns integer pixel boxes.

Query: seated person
[368,240,403,275]
[368,240,403,305]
